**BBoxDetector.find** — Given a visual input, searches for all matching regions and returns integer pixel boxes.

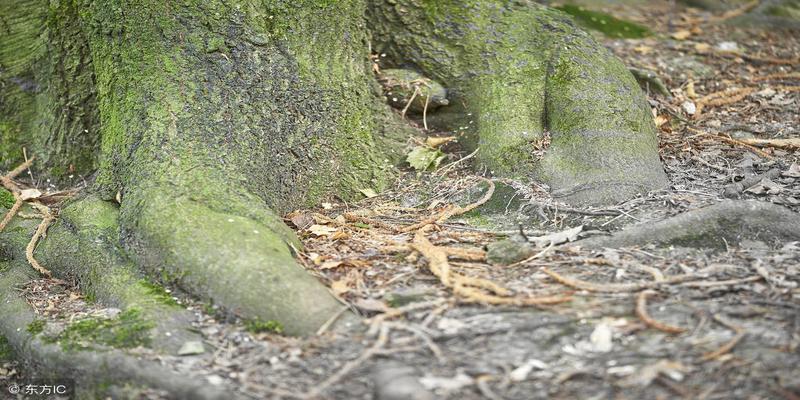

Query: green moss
[0,188,14,209]
[0,335,12,360]
[56,308,154,351]
[555,5,651,38]
[137,280,179,307]
[245,319,284,334]
[27,319,45,335]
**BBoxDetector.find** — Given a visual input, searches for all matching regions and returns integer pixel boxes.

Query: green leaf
[406,146,446,172]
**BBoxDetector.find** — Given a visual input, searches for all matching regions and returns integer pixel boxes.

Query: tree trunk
[1,0,664,351]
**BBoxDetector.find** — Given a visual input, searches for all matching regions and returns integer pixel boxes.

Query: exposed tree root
[25,204,54,278]
[2,196,203,353]
[400,177,496,233]
[404,179,571,306]
[0,158,34,232]
[0,260,232,399]
[635,290,687,334]
[580,200,800,249]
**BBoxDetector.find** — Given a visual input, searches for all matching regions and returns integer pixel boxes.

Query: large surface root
[119,181,351,336]
[0,200,199,353]
[0,260,233,399]
[581,200,800,249]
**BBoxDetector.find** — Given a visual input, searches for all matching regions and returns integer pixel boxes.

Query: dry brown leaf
[360,188,378,198]
[319,260,343,270]
[425,136,456,148]
[331,279,350,296]
[19,188,42,201]
[671,30,691,40]
[331,230,350,240]
[694,42,711,53]
[308,224,338,236]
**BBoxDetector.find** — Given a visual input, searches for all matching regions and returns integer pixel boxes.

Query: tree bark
[2,0,664,344]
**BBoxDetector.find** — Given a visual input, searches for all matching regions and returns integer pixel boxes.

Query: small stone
[206,375,224,385]
[681,101,696,115]
[716,41,739,52]
[178,340,205,356]
[486,239,536,265]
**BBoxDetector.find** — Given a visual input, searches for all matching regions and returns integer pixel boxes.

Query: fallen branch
[737,137,800,151]
[708,0,759,22]
[694,87,756,118]
[687,127,773,159]
[541,267,700,293]
[751,72,800,82]
[635,290,687,334]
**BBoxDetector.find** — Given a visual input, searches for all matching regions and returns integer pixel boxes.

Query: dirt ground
[2,1,799,399]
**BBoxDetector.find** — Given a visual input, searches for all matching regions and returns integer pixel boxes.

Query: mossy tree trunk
[1,0,664,346]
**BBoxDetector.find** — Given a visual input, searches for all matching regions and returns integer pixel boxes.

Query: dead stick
[541,267,699,293]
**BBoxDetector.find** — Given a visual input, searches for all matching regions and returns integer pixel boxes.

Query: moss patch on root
[53,308,154,351]
[555,5,651,38]
[26,319,45,335]
[137,280,179,307]
[244,319,284,334]
[0,188,14,209]
[0,335,14,360]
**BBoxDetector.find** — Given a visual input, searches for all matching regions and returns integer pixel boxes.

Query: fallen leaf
[330,279,350,296]
[589,322,614,353]
[425,136,456,148]
[529,226,583,247]
[19,188,42,200]
[686,80,697,98]
[308,224,337,236]
[654,115,669,127]
[783,163,800,178]
[419,373,473,391]
[694,42,711,53]
[352,298,389,313]
[509,359,549,382]
[360,188,378,198]
[619,360,689,387]
[745,178,783,195]
[319,260,343,270]
[406,146,446,172]
[289,212,314,229]
[671,30,691,40]
[633,45,653,54]
[330,230,350,241]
